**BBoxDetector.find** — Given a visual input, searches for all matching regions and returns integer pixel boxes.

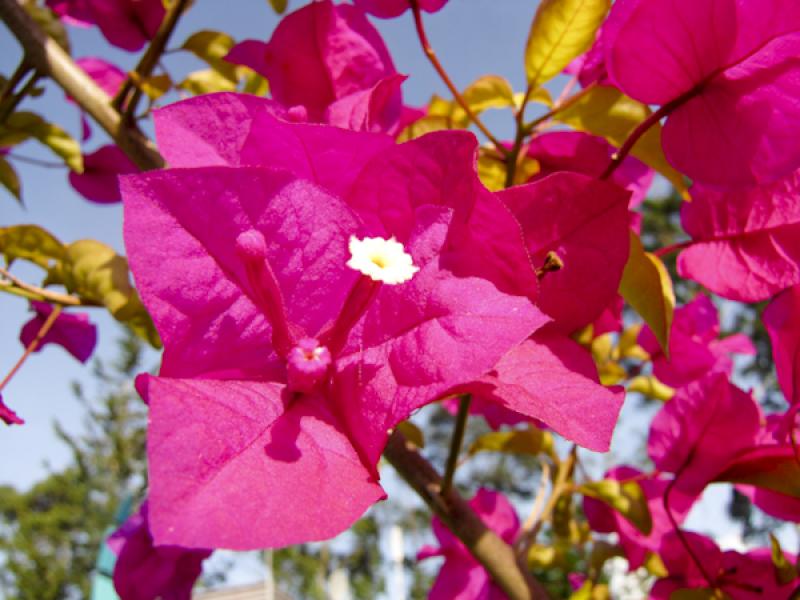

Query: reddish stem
[409,0,506,154]
[653,240,692,258]
[0,304,62,392]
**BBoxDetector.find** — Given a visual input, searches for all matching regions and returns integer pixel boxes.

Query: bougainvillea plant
[3,0,800,598]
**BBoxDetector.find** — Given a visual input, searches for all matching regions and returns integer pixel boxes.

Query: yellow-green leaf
[268,0,288,13]
[23,0,70,53]
[555,85,687,195]
[0,224,65,268]
[468,426,553,457]
[241,71,269,96]
[139,74,172,100]
[619,230,675,354]
[670,590,724,600]
[643,551,669,578]
[628,374,676,402]
[396,421,425,448]
[589,541,623,573]
[397,115,452,142]
[618,323,650,360]
[1,112,82,172]
[579,479,652,535]
[524,0,609,86]
[0,156,21,203]
[770,534,799,585]
[462,75,515,114]
[46,240,160,348]
[179,69,237,96]
[181,30,237,80]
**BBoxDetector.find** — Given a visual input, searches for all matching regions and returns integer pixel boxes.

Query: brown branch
[0,0,164,170]
[113,0,192,120]
[384,431,551,600]
[440,394,471,496]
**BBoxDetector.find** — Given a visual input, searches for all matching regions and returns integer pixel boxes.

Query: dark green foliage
[0,332,148,600]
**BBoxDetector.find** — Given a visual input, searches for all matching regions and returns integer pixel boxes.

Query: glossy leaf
[525,0,609,86]
[555,85,686,195]
[619,230,674,354]
[468,426,553,457]
[45,240,160,347]
[0,112,82,172]
[179,69,237,95]
[0,224,65,269]
[181,30,238,80]
[579,479,652,535]
[0,156,21,203]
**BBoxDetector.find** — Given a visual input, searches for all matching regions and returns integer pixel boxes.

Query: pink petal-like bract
[122,120,546,549]
[678,172,800,302]
[499,172,631,333]
[68,145,138,204]
[47,0,93,27]
[19,301,97,363]
[82,0,165,51]
[75,57,126,98]
[111,502,211,600]
[526,131,653,208]
[353,0,447,19]
[583,466,695,569]
[420,488,518,600]
[0,393,24,426]
[764,285,800,405]
[226,0,400,129]
[648,373,761,495]
[607,0,800,186]
[638,294,755,388]
[463,333,624,452]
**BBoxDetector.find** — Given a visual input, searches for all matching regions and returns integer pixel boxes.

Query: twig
[0,303,62,392]
[113,0,191,120]
[524,81,597,134]
[441,394,471,496]
[0,266,89,307]
[516,445,576,556]
[384,430,551,600]
[6,152,67,169]
[521,459,551,533]
[0,0,163,170]
[0,68,41,123]
[409,0,507,154]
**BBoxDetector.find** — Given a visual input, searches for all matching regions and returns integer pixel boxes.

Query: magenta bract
[764,285,800,405]
[648,373,761,495]
[19,301,97,363]
[639,294,755,388]
[225,0,403,133]
[110,502,211,600]
[607,0,800,186]
[0,394,24,426]
[678,173,800,302]
[354,0,447,19]
[122,101,546,548]
[418,488,518,600]
[68,145,138,203]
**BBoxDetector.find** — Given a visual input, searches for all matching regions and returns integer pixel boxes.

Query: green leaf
[524,0,609,86]
[468,426,553,457]
[23,0,70,53]
[669,590,722,600]
[0,156,22,203]
[45,240,161,348]
[554,85,688,195]
[0,224,65,268]
[138,74,172,100]
[397,115,452,142]
[619,230,675,354]
[0,112,83,172]
[628,374,676,402]
[716,451,800,498]
[241,71,269,96]
[179,69,237,96]
[396,421,425,448]
[770,534,799,585]
[579,478,653,535]
[461,75,515,113]
[181,30,238,80]
[268,0,288,13]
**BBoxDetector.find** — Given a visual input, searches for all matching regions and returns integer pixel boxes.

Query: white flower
[346,235,419,284]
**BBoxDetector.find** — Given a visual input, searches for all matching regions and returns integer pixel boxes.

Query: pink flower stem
[653,240,692,258]
[409,0,507,155]
[601,86,700,181]
[440,394,472,496]
[0,303,62,392]
[663,463,718,591]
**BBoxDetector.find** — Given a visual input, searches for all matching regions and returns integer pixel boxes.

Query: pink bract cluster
[23,0,800,598]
